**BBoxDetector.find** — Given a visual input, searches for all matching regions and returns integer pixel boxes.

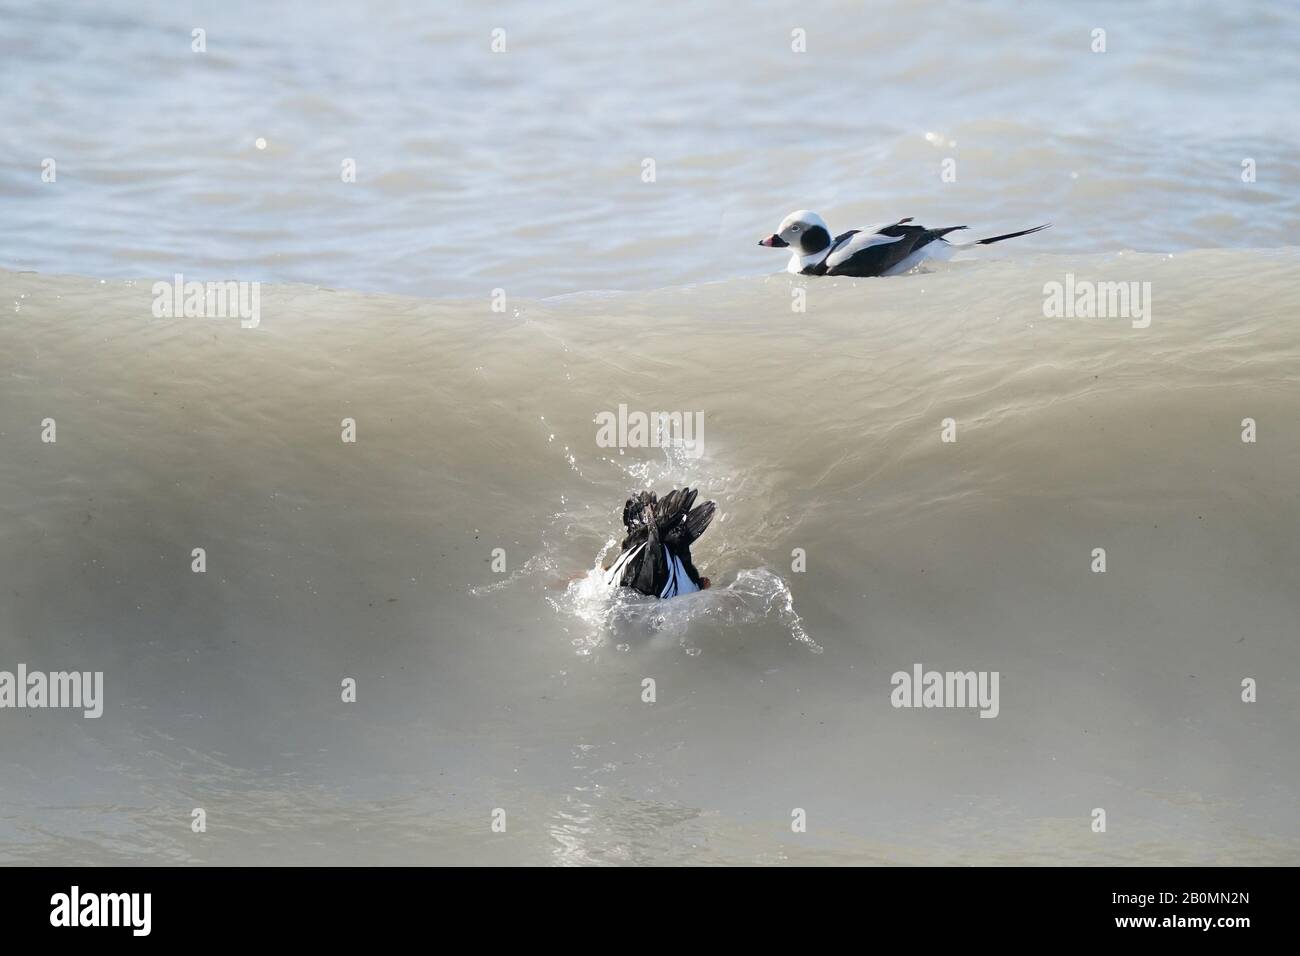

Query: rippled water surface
[3,0,1298,295]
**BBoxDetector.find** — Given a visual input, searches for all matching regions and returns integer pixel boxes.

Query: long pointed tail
[970,223,1051,246]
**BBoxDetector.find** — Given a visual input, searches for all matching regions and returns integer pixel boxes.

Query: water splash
[542,544,820,655]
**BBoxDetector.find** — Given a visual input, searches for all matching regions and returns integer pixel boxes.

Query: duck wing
[681,500,715,545]
[622,499,667,595]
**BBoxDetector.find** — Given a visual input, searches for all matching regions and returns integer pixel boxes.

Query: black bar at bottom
[0,865,1280,941]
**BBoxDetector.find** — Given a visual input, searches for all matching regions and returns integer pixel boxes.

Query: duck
[759,210,1049,277]
[604,488,715,598]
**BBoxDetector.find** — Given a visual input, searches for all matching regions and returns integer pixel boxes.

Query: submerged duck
[605,488,715,598]
[759,210,1050,277]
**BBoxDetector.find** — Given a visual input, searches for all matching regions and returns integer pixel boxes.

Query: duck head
[758,210,832,256]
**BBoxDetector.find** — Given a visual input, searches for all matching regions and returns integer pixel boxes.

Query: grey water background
[1,0,1298,864]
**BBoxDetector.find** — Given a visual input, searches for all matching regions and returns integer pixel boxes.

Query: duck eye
[791,225,800,232]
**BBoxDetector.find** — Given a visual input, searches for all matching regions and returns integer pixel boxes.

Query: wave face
[3,251,1300,864]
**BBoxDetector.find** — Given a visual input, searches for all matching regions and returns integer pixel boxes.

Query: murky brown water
[3,249,1298,863]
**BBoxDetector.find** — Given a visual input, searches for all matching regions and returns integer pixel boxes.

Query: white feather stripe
[605,541,646,587]
[825,230,905,271]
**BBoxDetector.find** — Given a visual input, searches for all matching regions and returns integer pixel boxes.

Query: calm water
[1,0,1298,865]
